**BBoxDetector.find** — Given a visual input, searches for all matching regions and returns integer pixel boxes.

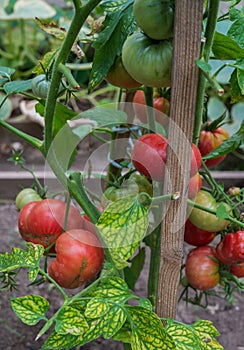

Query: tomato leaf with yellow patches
[55,306,88,336]
[97,196,149,269]
[0,243,44,274]
[11,295,49,326]
[127,306,175,350]
[165,319,223,350]
[42,331,79,350]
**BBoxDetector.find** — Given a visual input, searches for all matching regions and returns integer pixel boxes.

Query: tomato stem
[58,63,80,90]
[43,0,102,154]
[144,86,156,132]
[193,0,220,144]
[0,120,43,150]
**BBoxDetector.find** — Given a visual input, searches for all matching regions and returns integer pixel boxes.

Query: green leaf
[165,322,202,349]
[0,66,15,80]
[230,68,244,103]
[42,331,79,350]
[192,320,223,349]
[55,306,88,336]
[0,243,44,273]
[0,93,12,120]
[212,32,244,59]
[3,79,32,94]
[216,203,230,219]
[36,101,78,136]
[124,247,146,290]
[97,196,149,269]
[203,120,244,160]
[11,295,49,325]
[236,58,244,93]
[88,0,136,91]
[127,306,175,349]
[81,106,128,127]
[228,16,244,48]
[28,267,39,282]
[196,59,212,73]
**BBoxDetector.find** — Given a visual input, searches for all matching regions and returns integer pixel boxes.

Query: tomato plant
[133,0,174,40]
[48,229,104,289]
[131,133,201,181]
[105,56,141,89]
[185,246,220,290]
[198,124,229,168]
[189,190,232,232]
[15,188,42,210]
[18,199,85,249]
[133,89,170,124]
[184,219,216,246]
[0,0,243,349]
[122,32,173,87]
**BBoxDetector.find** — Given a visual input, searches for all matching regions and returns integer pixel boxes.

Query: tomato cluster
[17,197,104,289]
[121,1,174,87]
[183,190,244,289]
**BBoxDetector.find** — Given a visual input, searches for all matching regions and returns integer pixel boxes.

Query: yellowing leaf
[11,294,49,325]
[128,307,175,350]
[55,306,88,336]
[97,196,149,269]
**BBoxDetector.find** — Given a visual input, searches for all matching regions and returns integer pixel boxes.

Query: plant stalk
[193,0,220,144]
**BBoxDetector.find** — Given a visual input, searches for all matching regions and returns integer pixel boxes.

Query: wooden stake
[156,0,204,319]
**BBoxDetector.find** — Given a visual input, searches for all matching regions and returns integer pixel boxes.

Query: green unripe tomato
[189,190,231,232]
[122,32,173,88]
[15,188,42,210]
[31,74,63,99]
[133,0,174,40]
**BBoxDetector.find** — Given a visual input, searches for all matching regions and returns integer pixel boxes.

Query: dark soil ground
[0,204,244,350]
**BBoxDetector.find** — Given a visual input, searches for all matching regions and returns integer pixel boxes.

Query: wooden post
[156,0,204,319]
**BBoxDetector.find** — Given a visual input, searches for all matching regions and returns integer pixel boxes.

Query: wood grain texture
[156,0,204,319]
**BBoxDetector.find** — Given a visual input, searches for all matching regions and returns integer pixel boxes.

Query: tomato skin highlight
[133,0,174,40]
[48,229,104,289]
[185,246,220,290]
[18,199,85,249]
[198,126,229,168]
[122,32,173,88]
[131,134,202,181]
[189,190,231,232]
[184,219,216,246]
[133,89,170,125]
[105,56,141,89]
[216,231,244,264]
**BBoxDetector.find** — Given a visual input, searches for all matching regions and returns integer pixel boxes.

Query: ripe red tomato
[105,56,141,89]
[18,199,85,249]
[185,246,220,290]
[230,262,244,278]
[198,125,229,168]
[184,219,216,246]
[131,134,202,181]
[48,229,104,289]
[188,172,202,199]
[133,89,170,124]
[215,231,244,264]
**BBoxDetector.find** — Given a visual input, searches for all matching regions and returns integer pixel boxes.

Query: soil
[0,204,243,350]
